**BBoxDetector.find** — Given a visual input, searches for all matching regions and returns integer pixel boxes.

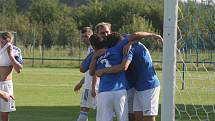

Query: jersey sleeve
[13,46,23,64]
[81,52,93,72]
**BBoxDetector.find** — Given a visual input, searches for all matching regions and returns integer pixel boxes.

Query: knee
[80,107,90,112]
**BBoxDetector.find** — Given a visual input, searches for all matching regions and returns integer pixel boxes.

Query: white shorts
[96,90,128,121]
[0,80,16,112]
[127,88,135,113]
[80,89,96,109]
[133,86,160,116]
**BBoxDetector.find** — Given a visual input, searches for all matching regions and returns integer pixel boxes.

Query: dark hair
[81,27,93,34]
[89,34,105,49]
[105,32,122,48]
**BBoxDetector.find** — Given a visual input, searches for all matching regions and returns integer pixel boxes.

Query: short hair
[105,32,122,48]
[89,34,105,50]
[95,22,111,33]
[1,32,13,40]
[81,27,93,34]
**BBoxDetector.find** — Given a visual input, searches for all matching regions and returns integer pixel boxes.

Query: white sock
[77,111,88,121]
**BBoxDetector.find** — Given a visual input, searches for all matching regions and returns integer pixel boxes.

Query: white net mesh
[175,0,215,120]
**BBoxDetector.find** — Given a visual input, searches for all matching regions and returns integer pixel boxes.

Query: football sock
[77,111,88,121]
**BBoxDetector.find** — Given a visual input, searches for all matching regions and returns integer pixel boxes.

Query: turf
[9,67,215,121]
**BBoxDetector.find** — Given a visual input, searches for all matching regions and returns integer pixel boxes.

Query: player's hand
[153,35,163,43]
[123,43,132,55]
[0,38,8,46]
[1,91,15,102]
[91,89,97,98]
[95,69,104,77]
[74,82,83,92]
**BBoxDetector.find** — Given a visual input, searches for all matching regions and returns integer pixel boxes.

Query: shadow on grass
[10,104,215,121]
[10,106,96,121]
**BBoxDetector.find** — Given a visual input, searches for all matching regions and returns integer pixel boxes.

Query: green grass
[12,67,84,121]
[9,67,215,121]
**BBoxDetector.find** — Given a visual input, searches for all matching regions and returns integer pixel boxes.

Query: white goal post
[162,0,178,121]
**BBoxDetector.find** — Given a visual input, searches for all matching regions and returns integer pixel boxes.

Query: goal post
[162,0,178,121]
[162,0,215,120]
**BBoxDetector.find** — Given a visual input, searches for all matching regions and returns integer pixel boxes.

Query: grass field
[9,67,215,121]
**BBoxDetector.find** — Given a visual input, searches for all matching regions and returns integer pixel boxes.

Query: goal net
[163,0,215,121]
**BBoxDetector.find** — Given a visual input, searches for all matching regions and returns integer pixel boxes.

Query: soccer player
[88,33,129,121]
[80,22,112,73]
[95,22,111,38]
[74,27,96,121]
[94,22,137,121]
[82,31,162,121]
[95,39,163,121]
[0,32,23,121]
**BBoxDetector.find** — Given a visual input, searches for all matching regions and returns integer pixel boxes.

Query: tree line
[0,0,214,52]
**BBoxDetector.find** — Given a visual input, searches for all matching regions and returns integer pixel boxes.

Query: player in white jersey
[0,32,23,121]
[74,27,96,121]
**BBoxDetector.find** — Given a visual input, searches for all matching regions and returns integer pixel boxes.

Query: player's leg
[129,113,135,121]
[113,90,128,121]
[77,107,90,121]
[143,116,156,121]
[134,111,143,121]
[1,112,9,121]
[127,88,135,121]
[133,90,143,121]
[0,81,16,121]
[96,91,113,121]
[77,89,96,121]
[134,86,160,121]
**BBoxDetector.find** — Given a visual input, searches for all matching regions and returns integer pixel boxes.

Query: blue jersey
[126,42,160,91]
[81,35,129,93]
[81,52,93,72]
[96,37,129,92]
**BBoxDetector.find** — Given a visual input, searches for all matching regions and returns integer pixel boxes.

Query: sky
[180,0,215,4]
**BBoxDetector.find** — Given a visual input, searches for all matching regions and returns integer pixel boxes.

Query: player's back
[96,36,129,93]
[126,42,160,91]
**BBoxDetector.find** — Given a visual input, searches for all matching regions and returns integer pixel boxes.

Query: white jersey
[0,43,11,66]
[83,46,94,89]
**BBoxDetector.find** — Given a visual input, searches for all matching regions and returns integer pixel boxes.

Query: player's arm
[89,49,106,75]
[80,66,86,73]
[7,45,23,73]
[91,75,98,98]
[80,52,93,73]
[80,65,87,73]
[128,32,163,43]
[89,54,98,76]
[74,77,85,92]
[95,44,133,77]
[0,90,14,102]
[95,59,131,77]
